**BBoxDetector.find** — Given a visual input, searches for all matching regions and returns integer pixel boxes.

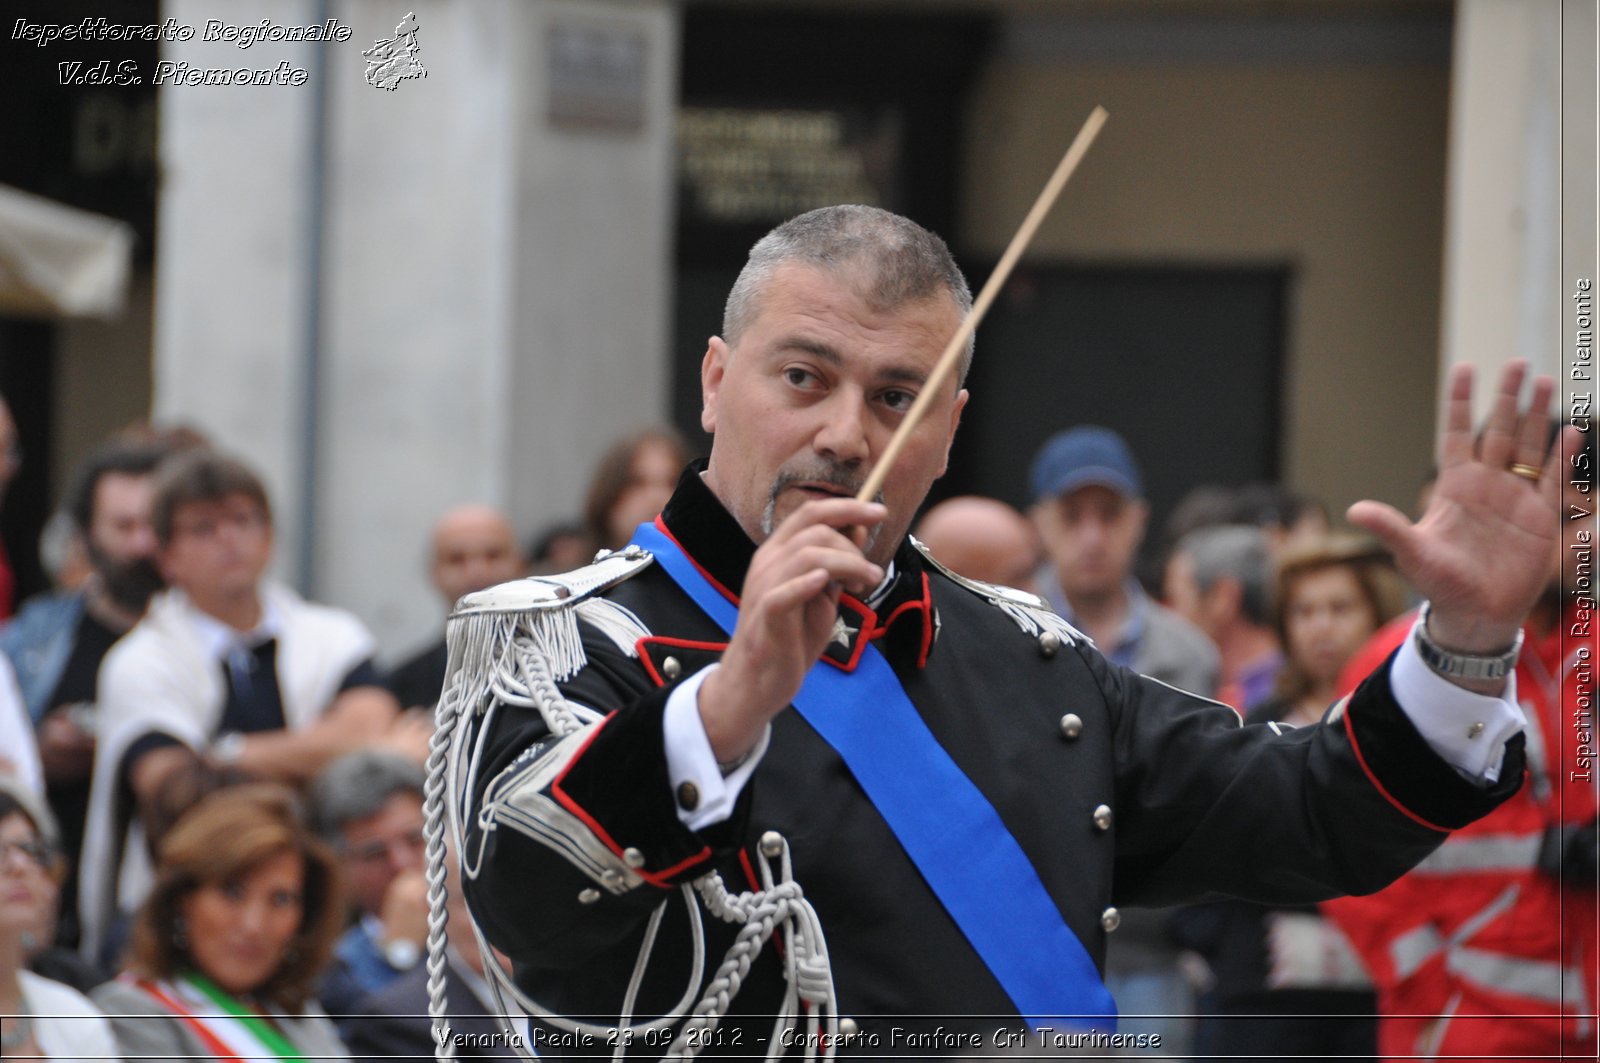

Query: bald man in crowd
[913,495,1040,595]
[386,505,526,711]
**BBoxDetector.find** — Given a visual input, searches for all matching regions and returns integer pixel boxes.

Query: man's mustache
[768,463,872,502]
[760,462,885,553]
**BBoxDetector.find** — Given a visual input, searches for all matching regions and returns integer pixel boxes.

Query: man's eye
[881,389,915,411]
[783,367,817,388]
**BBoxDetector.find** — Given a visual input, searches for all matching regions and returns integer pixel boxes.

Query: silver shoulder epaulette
[910,535,1050,611]
[450,547,654,619]
[444,549,655,685]
[910,536,1087,648]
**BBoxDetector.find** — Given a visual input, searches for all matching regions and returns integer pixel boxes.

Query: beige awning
[0,184,135,320]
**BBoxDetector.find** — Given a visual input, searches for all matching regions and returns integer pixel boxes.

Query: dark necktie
[219,638,283,734]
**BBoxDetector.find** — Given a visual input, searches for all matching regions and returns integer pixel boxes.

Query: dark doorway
[942,262,1289,542]
[0,324,58,607]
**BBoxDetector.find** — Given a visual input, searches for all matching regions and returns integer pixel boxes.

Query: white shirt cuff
[663,664,770,830]
[1389,618,1526,785]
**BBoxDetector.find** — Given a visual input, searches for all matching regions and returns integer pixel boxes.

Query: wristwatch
[384,936,422,971]
[1413,602,1523,681]
[209,731,247,765]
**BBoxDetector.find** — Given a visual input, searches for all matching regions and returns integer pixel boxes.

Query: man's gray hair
[1178,524,1272,626]
[723,205,976,384]
[309,750,426,842]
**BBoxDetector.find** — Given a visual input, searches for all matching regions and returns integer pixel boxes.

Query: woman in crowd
[1173,532,1408,1061]
[582,426,694,552]
[93,784,348,1061]
[0,777,120,1060]
[1257,533,1408,728]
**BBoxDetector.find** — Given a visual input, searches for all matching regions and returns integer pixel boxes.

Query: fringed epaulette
[909,536,1087,649]
[444,549,654,702]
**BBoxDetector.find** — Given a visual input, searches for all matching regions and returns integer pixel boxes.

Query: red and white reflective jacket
[1324,604,1597,1060]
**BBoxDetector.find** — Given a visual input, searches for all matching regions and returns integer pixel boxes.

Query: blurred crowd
[0,391,1591,1061]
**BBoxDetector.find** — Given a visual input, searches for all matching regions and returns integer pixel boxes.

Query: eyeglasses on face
[0,838,57,871]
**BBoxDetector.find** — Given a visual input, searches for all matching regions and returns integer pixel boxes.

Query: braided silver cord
[437,606,838,1061]
[668,839,837,1060]
[517,639,603,735]
[427,674,462,1061]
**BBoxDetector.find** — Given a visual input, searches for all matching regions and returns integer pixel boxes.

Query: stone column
[153,0,679,658]
[1440,0,1594,414]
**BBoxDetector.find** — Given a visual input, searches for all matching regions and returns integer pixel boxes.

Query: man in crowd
[78,450,398,960]
[0,439,170,949]
[912,494,1040,594]
[1029,425,1219,697]
[343,837,518,1060]
[311,751,432,1018]
[1026,427,1221,1049]
[1164,524,1283,712]
[453,205,1566,1053]
[388,504,525,712]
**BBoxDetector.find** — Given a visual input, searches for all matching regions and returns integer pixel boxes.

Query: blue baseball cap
[1029,426,1144,503]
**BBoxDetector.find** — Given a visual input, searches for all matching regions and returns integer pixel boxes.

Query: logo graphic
[363,12,425,91]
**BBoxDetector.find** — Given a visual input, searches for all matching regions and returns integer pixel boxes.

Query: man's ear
[1130,499,1151,550]
[1209,576,1244,623]
[1030,499,1053,538]
[935,388,970,478]
[701,337,729,435]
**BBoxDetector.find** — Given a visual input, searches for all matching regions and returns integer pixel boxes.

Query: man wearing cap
[1030,425,1219,698]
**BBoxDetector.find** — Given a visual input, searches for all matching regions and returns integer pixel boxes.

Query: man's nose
[1077,516,1110,548]
[391,841,425,873]
[813,394,871,465]
[129,522,159,557]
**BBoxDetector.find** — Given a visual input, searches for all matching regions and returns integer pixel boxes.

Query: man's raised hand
[1348,361,1579,681]
[698,498,886,764]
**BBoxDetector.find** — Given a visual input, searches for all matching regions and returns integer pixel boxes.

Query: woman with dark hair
[1174,532,1408,1061]
[92,784,348,1060]
[0,776,120,1060]
[582,427,694,552]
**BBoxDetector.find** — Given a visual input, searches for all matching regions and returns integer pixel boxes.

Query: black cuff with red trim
[1344,653,1526,831]
[557,685,751,884]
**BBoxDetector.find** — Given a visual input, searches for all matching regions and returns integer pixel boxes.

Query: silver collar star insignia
[829,615,856,649]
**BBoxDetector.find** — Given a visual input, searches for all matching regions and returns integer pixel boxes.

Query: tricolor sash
[631,519,1115,1030]
[131,972,309,1062]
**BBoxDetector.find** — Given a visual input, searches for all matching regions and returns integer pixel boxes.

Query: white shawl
[78,581,375,959]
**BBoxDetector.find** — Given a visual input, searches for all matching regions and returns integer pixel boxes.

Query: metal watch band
[1413,602,1523,681]
[209,730,247,765]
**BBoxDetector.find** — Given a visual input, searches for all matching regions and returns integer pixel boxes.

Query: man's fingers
[779,542,883,594]
[766,498,888,545]
[1512,375,1556,471]
[760,567,834,617]
[1346,500,1417,572]
[1476,360,1529,469]
[1440,364,1476,467]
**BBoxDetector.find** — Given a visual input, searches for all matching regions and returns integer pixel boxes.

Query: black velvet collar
[654,460,938,670]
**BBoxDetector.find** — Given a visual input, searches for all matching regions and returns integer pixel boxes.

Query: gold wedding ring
[1509,462,1543,482]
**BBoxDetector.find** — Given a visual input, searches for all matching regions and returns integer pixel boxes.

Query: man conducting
[450,206,1570,1056]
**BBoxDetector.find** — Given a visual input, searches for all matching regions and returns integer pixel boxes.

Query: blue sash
[630,521,1115,1030]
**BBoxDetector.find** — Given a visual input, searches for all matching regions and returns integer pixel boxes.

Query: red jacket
[1323,604,1597,1060]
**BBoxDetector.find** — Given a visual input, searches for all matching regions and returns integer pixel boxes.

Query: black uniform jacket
[461,465,1522,1057]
